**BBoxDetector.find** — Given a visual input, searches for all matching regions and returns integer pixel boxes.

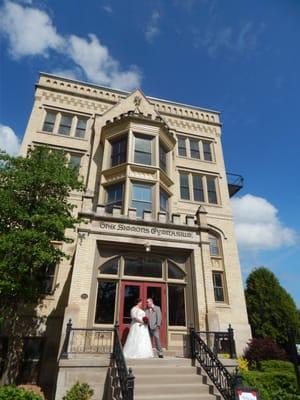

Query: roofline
[39,72,221,115]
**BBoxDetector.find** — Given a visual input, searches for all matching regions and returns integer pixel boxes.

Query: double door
[119,281,167,347]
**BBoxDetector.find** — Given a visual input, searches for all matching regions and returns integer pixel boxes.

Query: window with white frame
[212,271,226,302]
[58,115,72,135]
[189,138,200,159]
[160,189,169,213]
[177,135,214,161]
[134,135,153,165]
[178,136,187,156]
[179,172,219,204]
[75,118,87,138]
[106,182,124,213]
[111,136,127,167]
[43,111,56,133]
[131,183,152,217]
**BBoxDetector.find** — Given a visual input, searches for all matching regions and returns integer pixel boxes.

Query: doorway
[119,281,167,347]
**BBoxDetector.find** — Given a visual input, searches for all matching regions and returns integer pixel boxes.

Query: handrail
[190,327,236,400]
[112,324,135,400]
[197,324,237,359]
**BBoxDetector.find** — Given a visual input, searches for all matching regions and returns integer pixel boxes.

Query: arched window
[167,261,185,280]
[208,234,221,257]
[99,257,119,275]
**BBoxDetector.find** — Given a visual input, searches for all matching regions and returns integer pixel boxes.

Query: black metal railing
[198,324,237,359]
[61,319,113,358]
[112,324,134,400]
[190,327,237,400]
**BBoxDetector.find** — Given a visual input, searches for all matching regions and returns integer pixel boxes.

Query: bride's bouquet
[143,316,149,324]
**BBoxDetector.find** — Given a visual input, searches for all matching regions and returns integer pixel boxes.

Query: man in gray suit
[145,298,163,358]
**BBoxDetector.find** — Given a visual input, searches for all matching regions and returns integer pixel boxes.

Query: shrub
[0,386,43,400]
[242,360,300,400]
[237,356,249,372]
[63,382,94,400]
[244,337,288,367]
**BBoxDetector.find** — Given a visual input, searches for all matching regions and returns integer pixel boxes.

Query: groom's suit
[145,305,163,357]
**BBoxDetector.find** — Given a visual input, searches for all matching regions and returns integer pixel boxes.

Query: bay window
[132,183,152,217]
[106,183,124,213]
[134,135,152,165]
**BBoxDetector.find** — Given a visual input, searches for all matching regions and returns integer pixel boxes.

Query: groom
[145,298,164,358]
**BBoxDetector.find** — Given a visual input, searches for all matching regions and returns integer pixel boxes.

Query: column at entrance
[119,281,167,347]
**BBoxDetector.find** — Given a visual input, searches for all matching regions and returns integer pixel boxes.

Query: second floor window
[213,271,225,302]
[43,111,56,133]
[203,141,212,161]
[132,183,152,217]
[159,143,167,172]
[192,174,204,202]
[106,183,124,213]
[209,235,221,257]
[111,136,127,166]
[180,173,190,200]
[58,115,72,135]
[207,176,217,204]
[160,189,169,213]
[134,135,152,165]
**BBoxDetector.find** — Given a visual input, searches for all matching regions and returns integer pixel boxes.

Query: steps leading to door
[126,357,221,400]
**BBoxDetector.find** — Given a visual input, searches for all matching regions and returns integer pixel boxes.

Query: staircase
[127,357,221,400]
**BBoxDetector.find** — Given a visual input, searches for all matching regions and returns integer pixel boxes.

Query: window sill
[39,130,88,141]
[179,199,222,208]
[177,155,216,164]
[215,303,231,308]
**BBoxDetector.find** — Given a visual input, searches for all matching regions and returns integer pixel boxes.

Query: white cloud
[193,21,265,57]
[0,1,142,90]
[0,124,21,155]
[231,194,297,251]
[0,1,63,58]
[145,11,161,43]
[102,5,113,14]
[67,34,141,90]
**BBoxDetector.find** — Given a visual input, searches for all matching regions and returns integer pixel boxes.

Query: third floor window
[134,135,152,165]
[159,143,167,172]
[58,115,72,135]
[177,135,214,162]
[111,136,127,167]
[179,172,219,205]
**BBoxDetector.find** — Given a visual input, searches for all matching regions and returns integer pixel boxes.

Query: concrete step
[132,366,198,376]
[135,394,218,400]
[134,373,203,385]
[135,382,210,396]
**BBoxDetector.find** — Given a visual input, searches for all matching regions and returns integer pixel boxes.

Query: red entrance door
[119,281,167,348]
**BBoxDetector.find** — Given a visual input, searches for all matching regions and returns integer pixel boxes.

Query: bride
[123,298,154,359]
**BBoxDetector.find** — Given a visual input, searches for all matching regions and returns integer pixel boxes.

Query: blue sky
[0,0,299,305]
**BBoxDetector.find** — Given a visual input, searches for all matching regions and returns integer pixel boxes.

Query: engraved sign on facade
[99,221,199,242]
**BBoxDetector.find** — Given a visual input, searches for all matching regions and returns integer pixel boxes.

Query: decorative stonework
[166,117,218,136]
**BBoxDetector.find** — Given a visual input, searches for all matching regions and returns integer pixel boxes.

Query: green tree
[0,147,83,381]
[245,267,300,346]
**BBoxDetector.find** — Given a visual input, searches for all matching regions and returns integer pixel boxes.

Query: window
[180,173,190,200]
[159,143,167,172]
[58,115,72,135]
[69,155,81,177]
[132,183,152,217]
[168,261,185,280]
[100,258,119,275]
[160,189,169,213]
[168,285,186,326]
[207,176,218,204]
[134,135,152,165]
[95,281,117,324]
[192,174,204,202]
[111,136,127,166]
[43,111,56,132]
[213,272,225,302]
[124,257,162,278]
[190,138,200,159]
[106,183,124,213]
[178,136,187,157]
[18,338,44,384]
[203,141,212,161]
[75,118,87,138]
[42,263,56,294]
[179,172,219,204]
[209,235,221,257]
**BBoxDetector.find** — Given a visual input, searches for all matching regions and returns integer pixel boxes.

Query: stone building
[17,72,251,399]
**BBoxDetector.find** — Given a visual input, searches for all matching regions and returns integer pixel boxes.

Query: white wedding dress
[123,306,154,359]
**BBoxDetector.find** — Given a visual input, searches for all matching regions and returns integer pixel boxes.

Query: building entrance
[119,281,167,347]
